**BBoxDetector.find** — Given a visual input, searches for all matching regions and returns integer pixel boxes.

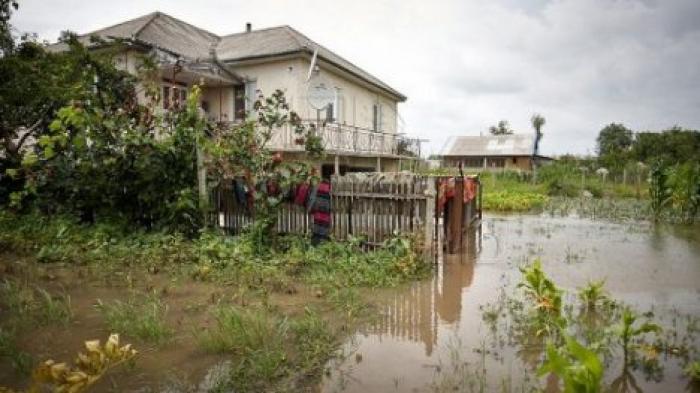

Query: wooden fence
[213,173,480,251]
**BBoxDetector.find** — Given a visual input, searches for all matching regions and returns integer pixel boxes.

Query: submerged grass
[197,305,339,392]
[95,294,172,345]
[0,279,72,327]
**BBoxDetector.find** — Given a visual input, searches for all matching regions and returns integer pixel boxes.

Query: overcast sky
[12,0,700,156]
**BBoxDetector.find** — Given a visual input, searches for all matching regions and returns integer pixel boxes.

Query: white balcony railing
[266,121,421,158]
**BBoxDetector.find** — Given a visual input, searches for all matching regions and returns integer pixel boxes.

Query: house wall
[229,57,399,134]
[229,58,306,113]
[299,58,399,134]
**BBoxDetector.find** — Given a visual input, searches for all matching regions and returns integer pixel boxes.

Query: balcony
[266,121,422,158]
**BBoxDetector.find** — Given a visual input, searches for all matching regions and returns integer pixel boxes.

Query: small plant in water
[95,295,172,345]
[538,335,603,393]
[577,280,609,311]
[684,360,700,383]
[518,259,564,336]
[616,307,661,366]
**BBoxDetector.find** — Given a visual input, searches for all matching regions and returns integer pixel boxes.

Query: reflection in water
[322,215,700,393]
[367,229,480,356]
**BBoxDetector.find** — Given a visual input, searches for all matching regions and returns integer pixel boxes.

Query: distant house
[49,11,420,175]
[439,134,552,171]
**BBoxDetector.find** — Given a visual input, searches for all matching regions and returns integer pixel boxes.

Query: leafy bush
[482,191,548,212]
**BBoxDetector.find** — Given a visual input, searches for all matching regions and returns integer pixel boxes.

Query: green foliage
[198,306,338,391]
[616,307,661,365]
[198,306,288,355]
[0,327,33,375]
[517,260,565,337]
[633,127,700,166]
[648,161,700,223]
[596,123,633,171]
[577,280,609,311]
[0,279,72,326]
[482,191,548,211]
[95,295,172,345]
[666,162,700,223]
[204,89,323,251]
[0,0,19,53]
[685,361,700,383]
[518,260,562,317]
[538,335,603,393]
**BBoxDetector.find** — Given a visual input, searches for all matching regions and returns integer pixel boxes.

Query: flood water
[320,214,700,392]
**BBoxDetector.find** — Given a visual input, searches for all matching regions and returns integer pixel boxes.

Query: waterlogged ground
[320,214,700,392]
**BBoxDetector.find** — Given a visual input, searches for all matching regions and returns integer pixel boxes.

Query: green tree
[531,113,546,179]
[531,114,545,156]
[596,123,633,171]
[489,120,514,135]
[203,89,322,250]
[0,0,18,54]
[632,127,700,165]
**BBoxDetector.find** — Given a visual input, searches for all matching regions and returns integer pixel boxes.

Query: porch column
[376,156,381,172]
[334,155,340,175]
[483,157,487,168]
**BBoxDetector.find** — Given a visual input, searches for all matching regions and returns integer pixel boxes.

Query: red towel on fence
[294,183,310,206]
[464,177,477,203]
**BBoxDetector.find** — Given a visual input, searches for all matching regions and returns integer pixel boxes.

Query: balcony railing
[266,121,422,158]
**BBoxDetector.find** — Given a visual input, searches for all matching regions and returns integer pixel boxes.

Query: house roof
[217,26,406,101]
[47,11,406,101]
[440,134,539,157]
[47,12,219,59]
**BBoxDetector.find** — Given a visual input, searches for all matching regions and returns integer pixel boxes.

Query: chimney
[245,23,252,33]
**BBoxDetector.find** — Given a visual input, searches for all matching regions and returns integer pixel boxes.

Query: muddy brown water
[320,214,700,392]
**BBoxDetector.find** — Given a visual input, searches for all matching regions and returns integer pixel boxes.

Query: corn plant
[518,259,565,336]
[685,361,700,383]
[538,335,603,393]
[577,280,610,311]
[648,162,669,221]
[616,308,661,366]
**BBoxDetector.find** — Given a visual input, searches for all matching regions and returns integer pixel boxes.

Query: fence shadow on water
[366,227,482,356]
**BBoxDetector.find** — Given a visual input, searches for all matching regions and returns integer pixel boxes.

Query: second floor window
[372,103,383,132]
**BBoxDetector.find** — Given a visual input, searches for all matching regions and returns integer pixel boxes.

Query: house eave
[221,49,407,102]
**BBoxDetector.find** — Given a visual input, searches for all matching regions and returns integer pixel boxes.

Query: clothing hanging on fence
[438,178,456,212]
[312,180,332,245]
[464,177,477,203]
[294,183,310,206]
[306,184,318,213]
[233,178,248,206]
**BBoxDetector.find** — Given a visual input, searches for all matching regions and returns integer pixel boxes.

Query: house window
[244,80,257,114]
[332,88,342,123]
[180,89,187,103]
[372,103,382,132]
[325,103,334,123]
[490,158,506,168]
[234,85,246,120]
[163,86,170,109]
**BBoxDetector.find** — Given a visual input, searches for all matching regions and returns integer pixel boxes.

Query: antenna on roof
[306,47,319,82]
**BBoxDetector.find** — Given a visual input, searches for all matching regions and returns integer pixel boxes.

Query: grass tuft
[95,295,172,345]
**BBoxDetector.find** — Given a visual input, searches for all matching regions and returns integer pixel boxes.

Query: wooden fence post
[447,178,464,254]
[424,178,436,259]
